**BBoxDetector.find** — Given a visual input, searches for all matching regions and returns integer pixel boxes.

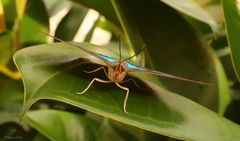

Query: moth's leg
[76,78,111,95]
[115,82,129,114]
[119,78,143,90]
[83,66,108,76]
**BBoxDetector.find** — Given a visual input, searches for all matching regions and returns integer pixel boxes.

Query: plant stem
[0,65,21,80]
[12,19,20,53]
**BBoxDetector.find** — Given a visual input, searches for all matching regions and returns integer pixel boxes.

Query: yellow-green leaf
[15,0,27,20]
[222,0,240,81]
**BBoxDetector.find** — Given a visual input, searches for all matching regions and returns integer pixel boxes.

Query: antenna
[119,35,122,61]
[122,42,147,61]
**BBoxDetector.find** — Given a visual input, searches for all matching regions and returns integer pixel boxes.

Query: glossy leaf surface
[160,0,217,31]
[222,0,240,80]
[25,109,99,141]
[14,43,240,141]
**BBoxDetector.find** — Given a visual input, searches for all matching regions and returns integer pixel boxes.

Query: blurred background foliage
[1,0,240,140]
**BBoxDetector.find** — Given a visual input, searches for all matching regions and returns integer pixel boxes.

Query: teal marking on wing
[96,54,145,71]
[126,63,145,70]
[96,54,116,63]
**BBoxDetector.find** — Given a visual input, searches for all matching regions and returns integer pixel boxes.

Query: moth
[44,33,209,114]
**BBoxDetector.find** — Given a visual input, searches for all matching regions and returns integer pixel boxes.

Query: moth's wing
[43,32,114,66]
[95,54,117,66]
[126,62,210,86]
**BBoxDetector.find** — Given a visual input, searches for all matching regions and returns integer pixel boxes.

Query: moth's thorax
[108,61,127,82]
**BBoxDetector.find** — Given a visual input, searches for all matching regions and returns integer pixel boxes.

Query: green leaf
[0,79,23,104]
[14,43,240,140]
[221,0,240,80]
[1,0,17,29]
[0,103,22,125]
[20,0,49,47]
[55,5,88,41]
[97,18,115,33]
[0,78,23,125]
[0,82,22,125]
[105,118,145,141]
[70,0,119,26]
[111,0,229,114]
[86,112,145,141]
[0,32,12,66]
[32,134,51,141]
[159,0,217,31]
[25,109,100,141]
[182,14,213,34]
[25,109,133,141]
[212,50,230,114]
